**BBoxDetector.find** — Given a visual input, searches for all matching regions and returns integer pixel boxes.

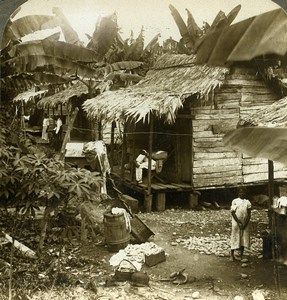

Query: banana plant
[169,4,241,54]
[1,7,149,99]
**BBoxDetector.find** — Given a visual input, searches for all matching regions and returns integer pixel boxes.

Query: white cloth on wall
[111,207,131,232]
[41,118,50,140]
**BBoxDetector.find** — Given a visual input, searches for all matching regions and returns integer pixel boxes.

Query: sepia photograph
[1,0,287,299]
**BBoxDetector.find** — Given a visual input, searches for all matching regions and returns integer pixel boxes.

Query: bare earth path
[4,207,287,300]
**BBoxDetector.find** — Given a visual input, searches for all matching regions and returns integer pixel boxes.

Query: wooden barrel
[103,212,130,252]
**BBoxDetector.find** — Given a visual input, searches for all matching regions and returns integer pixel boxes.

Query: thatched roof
[239,96,287,128]
[37,81,88,108]
[82,54,229,123]
[13,89,48,103]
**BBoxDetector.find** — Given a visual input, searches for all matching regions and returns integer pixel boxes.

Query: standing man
[53,115,63,151]
[230,187,252,261]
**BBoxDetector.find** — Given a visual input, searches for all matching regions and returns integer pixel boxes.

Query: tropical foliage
[169,4,241,54]
[0,7,163,100]
[0,108,102,251]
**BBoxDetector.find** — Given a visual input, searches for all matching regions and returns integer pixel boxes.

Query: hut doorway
[175,117,192,183]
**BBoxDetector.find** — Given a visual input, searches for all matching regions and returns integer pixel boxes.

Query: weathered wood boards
[191,67,287,188]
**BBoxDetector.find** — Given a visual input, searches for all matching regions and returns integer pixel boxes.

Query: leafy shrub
[0,109,102,250]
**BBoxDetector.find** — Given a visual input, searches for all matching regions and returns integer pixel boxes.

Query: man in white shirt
[135,149,156,184]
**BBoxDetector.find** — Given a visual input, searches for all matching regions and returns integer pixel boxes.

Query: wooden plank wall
[192,106,242,188]
[191,67,286,188]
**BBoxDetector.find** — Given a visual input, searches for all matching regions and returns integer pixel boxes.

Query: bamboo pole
[59,107,79,161]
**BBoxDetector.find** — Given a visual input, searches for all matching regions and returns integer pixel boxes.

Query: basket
[114,259,137,281]
[130,215,155,243]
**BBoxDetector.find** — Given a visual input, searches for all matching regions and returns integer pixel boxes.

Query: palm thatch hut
[12,88,48,134]
[37,81,92,140]
[82,8,287,212]
[82,52,284,211]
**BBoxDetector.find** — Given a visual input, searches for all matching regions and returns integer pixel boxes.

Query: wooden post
[156,193,166,211]
[268,160,274,208]
[268,160,274,229]
[98,119,103,140]
[110,121,115,172]
[131,136,136,181]
[189,102,194,187]
[175,126,181,183]
[120,123,127,180]
[145,114,154,212]
[189,192,199,209]
[59,107,79,161]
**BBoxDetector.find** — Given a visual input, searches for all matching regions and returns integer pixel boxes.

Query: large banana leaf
[2,55,102,79]
[87,13,118,58]
[144,33,161,53]
[7,40,98,62]
[1,73,68,92]
[125,28,144,60]
[209,10,228,31]
[186,9,203,40]
[1,75,37,92]
[105,72,143,83]
[42,7,82,45]
[2,15,57,48]
[109,61,143,71]
[44,32,61,41]
[226,5,241,25]
[169,4,195,51]
[1,72,70,89]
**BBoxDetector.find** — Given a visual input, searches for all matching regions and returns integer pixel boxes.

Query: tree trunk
[37,206,54,253]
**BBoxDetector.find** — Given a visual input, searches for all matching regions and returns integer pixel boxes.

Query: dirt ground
[1,201,287,300]
[84,207,287,300]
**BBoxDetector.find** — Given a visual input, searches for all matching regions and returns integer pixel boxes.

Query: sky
[15,0,281,45]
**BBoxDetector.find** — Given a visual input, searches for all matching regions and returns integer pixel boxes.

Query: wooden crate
[145,250,166,267]
[121,194,139,214]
